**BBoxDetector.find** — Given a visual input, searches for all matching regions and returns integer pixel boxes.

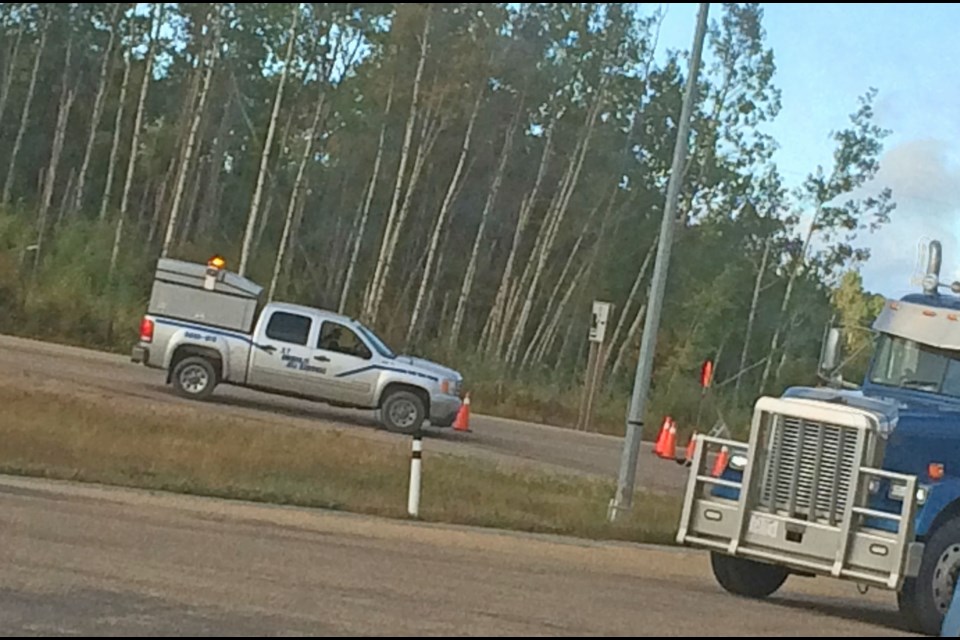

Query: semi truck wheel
[710,551,788,599]
[898,518,960,636]
[381,390,426,435]
[171,356,218,400]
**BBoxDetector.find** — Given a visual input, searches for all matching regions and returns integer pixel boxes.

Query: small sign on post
[589,301,612,343]
[579,300,613,432]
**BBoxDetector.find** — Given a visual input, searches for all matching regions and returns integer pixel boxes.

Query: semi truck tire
[171,356,218,400]
[710,551,788,599]
[898,517,960,636]
[381,390,426,435]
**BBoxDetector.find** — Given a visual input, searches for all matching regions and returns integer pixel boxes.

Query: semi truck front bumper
[677,434,921,591]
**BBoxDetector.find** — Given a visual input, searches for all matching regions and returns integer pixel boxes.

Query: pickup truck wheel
[898,518,960,636]
[381,390,425,435]
[710,551,788,599]
[171,356,217,400]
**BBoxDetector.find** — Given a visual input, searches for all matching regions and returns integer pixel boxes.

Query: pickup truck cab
[131,257,464,434]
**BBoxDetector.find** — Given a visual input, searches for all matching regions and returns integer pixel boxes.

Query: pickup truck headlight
[440,378,462,397]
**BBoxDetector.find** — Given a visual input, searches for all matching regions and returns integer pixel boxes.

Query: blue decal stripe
[154,318,254,344]
[336,364,438,382]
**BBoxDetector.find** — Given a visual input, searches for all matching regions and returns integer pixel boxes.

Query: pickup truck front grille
[758,415,861,523]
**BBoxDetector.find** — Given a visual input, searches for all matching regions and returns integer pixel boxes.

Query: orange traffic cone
[453,393,471,432]
[658,423,677,460]
[653,416,671,455]
[678,431,698,466]
[711,445,730,477]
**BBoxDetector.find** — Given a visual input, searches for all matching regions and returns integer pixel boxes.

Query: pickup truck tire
[171,356,218,400]
[898,517,960,636]
[381,390,426,435]
[710,551,788,599]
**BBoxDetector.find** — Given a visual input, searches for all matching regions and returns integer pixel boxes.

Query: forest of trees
[0,3,897,436]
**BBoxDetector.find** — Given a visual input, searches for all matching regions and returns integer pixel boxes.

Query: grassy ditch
[0,384,681,544]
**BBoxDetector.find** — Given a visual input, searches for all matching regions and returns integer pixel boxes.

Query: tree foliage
[0,3,899,435]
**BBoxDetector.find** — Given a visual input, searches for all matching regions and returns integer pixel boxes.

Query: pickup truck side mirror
[818,326,844,386]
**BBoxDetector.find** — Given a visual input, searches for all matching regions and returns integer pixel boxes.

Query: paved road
[0,475,913,636]
[0,334,690,493]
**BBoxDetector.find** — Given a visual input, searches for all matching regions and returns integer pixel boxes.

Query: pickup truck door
[311,320,379,407]
[248,309,324,397]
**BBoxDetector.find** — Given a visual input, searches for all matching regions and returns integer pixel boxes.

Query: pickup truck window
[354,322,396,359]
[266,311,312,346]
[318,321,372,360]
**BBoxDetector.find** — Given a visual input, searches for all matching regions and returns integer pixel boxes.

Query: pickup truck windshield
[354,322,396,359]
[869,333,960,397]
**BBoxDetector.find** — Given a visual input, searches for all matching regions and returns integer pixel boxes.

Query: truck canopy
[148,258,263,333]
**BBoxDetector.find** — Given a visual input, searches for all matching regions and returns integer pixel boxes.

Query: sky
[650,2,960,299]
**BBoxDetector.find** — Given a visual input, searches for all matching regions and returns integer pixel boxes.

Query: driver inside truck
[319,325,345,352]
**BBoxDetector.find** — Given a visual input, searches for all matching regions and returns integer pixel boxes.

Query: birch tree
[237,4,299,276]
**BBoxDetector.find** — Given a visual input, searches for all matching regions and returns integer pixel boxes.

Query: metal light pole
[608,2,711,522]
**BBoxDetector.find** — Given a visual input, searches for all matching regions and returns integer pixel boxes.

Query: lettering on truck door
[313,320,378,407]
[249,310,323,397]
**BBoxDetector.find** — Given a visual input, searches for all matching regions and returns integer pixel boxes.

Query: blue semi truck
[676,240,960,636]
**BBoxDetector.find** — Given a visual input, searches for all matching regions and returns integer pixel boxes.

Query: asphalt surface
[0,475,915,636]
[0,333,690,493]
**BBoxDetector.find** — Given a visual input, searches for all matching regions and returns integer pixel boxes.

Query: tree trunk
[362,7,432,323]
[73,4,121,218]
[735,236,771,398]
[406,90,481,347]
[198,93,232,238]
[521,232,585,368]
[505,94,603,365]
[161,6,221,259]
[99,46,132,223]
[606,237,657,379]
[253,59,314,253]
[3,8,47,207]
[0,11,25,136]
[268,90,326,301]
[110,2,164,231]
[482,123,556,356]
[449,98,521,350]
[532,258,588,366]
[367,102,443,323]
[420,219,455,342]
[237,4,299,276]
[178,148,206,246]
[522,197,604,368]
[34,40,76,269]
[759,208,820,393]
[280,192,307,298]
[610,303,647,383]
[339,79,394,314]
[56,168,75,226]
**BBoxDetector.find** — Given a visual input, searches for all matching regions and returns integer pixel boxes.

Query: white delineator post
[408,436,422,517]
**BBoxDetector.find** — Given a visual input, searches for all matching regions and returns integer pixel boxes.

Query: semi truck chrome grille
[759,415,861,522]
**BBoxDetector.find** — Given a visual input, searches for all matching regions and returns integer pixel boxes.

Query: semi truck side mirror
[818,327,843,384]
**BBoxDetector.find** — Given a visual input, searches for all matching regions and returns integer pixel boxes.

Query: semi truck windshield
[869,334,960,397]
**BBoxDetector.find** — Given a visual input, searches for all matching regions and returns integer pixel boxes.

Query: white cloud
[859,138,960,298]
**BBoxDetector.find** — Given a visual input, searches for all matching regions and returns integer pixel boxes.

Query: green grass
[0,384,682,544]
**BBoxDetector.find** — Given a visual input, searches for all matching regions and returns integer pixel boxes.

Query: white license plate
[749,513,779,539]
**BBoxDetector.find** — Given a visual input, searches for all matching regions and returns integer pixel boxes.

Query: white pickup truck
[131,257,464,434]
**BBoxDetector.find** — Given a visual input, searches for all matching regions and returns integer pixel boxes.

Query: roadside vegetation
[0,381,681,544]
